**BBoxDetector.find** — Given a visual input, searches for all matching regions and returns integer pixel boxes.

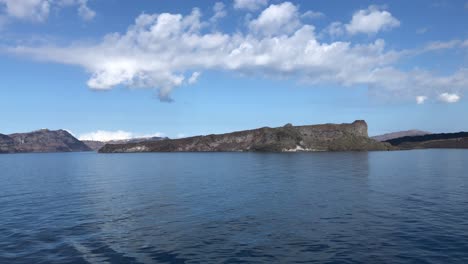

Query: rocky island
[372,130,431,142]
[0,129,91,153]
[99,120,393,153]
[385,132,468,149]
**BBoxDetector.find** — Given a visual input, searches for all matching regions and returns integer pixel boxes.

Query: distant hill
[0,134,15,153]
[100,120,393,153]
[385,132,468,149]
[83,136,169,151]
[0,129,91,153]
[372,130,431,142]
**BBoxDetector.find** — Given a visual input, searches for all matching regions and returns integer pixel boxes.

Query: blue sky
[0,0,467,140]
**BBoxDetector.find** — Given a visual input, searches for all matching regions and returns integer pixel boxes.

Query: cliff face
[1,129,92,153]
[100,120,392,153]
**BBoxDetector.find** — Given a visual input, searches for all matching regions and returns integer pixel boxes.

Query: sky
[0,0,467,141]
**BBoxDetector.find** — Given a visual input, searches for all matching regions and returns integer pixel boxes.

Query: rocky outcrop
[386,132,468,149]
[100,120,393,153]
[372,130,431,142]
[83,136,168,151]
[1,129,92,153]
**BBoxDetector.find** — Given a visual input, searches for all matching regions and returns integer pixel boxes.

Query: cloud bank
[234,0,268,11]
[5,2,467,103]
[0,0,95,23]
[438,93,460,103]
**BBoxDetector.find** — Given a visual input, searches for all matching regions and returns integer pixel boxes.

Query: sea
[1,150,468,263]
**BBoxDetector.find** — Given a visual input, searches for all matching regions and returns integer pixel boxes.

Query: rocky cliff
[0,129,91,153]
[99,120,392,153]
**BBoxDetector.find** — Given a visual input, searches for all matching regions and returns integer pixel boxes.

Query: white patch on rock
[283,145,317,152]
[126,146,149,152]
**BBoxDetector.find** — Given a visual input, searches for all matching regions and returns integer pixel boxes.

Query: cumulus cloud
[0,0,95,22]
[345,5,400,35]
[249,2,301,36]
[234,0,268,11]
[416,96,428,104]
[438,93,460,103]
[6,2,468,102]
[78,130,164,142]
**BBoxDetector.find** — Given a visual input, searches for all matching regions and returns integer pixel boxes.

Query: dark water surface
[1,150,468,263]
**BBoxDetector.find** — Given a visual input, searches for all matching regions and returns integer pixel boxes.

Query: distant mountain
[385,132,468,149]
[372,130,431,142]
[0,134,15,153]
[100,120,393,153]
[0,129,91,153]
[83,136,169,151]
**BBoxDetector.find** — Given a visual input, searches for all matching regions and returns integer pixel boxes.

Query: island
[4,121,468,154]
[99,120,393,153]
[0,129,91,153]
[385,132,468,149]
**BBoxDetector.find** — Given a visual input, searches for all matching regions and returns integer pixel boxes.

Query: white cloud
[324,21,345,38]
[416,95,428,104]
[425,40,461,51]
[78,130,164,142]
[0,0,50,22]
[77,0,95,21]
[0,0,95,23]
[416,27,428,34]
[249,2,301,36]
[79,130,132,141]
[345,5,400,35]
[210,2,226,23]
[438,93,460,103]
[234,0,268,11]
[6,2,468,102]
[188,72,201,84]
[301,10,325,19]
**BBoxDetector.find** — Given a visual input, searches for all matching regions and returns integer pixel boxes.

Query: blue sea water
[1,150,468,263]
